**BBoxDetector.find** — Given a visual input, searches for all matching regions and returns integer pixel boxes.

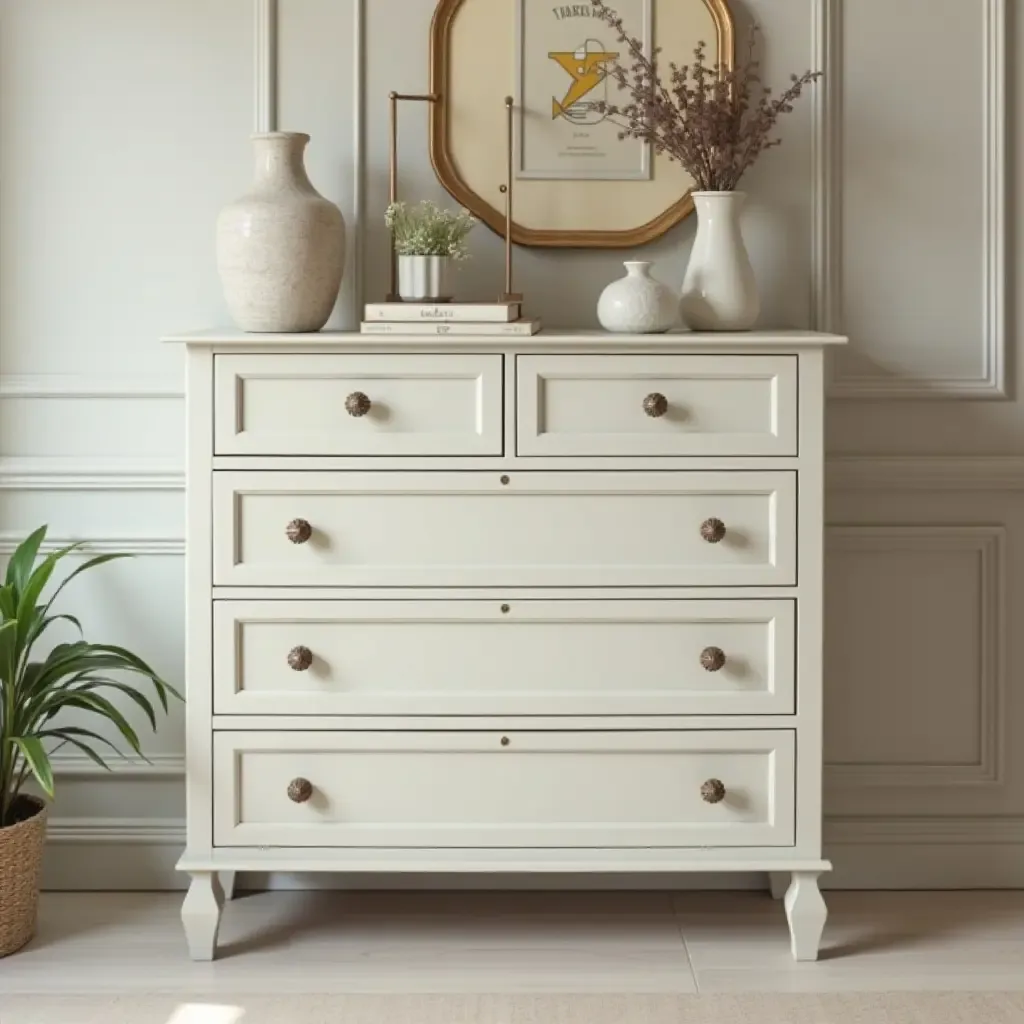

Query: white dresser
[170,328,846,961]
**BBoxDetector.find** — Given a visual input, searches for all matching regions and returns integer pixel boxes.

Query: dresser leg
[784,871,827,961]
[182,871,225,961]
[220,870,237,901]
[768,871,788,900]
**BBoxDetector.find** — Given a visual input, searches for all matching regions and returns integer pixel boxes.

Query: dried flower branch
[589,1,822,192]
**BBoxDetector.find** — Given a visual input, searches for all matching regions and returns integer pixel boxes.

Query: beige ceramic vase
[217,132,345,333]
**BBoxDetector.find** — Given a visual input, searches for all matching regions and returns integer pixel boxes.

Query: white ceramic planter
[398,255,455,302]
[680,191,759,332]
[597,261,678,334]
[217,132,345,333]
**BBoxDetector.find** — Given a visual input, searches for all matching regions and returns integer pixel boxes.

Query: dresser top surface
[164,328,847,349]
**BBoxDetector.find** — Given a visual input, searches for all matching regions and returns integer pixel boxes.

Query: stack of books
[361,301,541,336]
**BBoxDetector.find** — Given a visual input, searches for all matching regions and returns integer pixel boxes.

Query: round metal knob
[345,391,371,417]
[701,778,726,804]
[700,646,726,672]
[286,518,312,544]
[643,392,668,418]
[700,517,727,544]
[287,777,313,803]
[287,645,313,671]
[500,736,510,747]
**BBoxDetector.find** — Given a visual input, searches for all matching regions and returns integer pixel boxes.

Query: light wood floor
[2,890,1023,994]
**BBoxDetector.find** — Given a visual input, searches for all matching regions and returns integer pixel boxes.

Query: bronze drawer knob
[287,778,313,804]
[700,646,726,672]
[345,391,372,417]
[700,517,727,543]
[643,392,668,418]
[287,645,313,671]
[286,518,312,544]
[701,778,726,804]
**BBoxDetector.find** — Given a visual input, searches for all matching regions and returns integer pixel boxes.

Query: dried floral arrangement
[589,0,822,192]
[385,200,476,259]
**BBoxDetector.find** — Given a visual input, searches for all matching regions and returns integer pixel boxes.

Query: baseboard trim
[40,816,1024,891]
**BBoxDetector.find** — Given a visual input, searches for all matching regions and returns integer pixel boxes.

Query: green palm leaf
[0,527,181,826]
[12,736,54,796]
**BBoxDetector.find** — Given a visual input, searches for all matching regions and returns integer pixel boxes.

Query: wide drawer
[213,353,503,456]
[212,471,797,588]
[213,599,796,716]
[517,354,797,457]
[213,730,796,848]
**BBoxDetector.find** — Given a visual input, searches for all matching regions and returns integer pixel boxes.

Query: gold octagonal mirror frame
[429,0,734,249]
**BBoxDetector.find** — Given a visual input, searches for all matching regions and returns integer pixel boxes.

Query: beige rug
[4,994,1024,1024]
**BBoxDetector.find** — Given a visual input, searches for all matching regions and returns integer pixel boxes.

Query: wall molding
[254,0,278,133]
[0,458,184,491]
[40,816,1024,892]
[350,0,366,323]
[810,0,840,334]
[47,815,1024,851]
[51,753,185,778]
[827,455,1024,491]
[0,375,183,399]
[824,525,1005,789]
[47,817,186,845]
[0,534,184,556]
[825,815,1024,846]
[825,0,1007,400]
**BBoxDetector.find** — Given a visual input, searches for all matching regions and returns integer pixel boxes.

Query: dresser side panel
[795,348,825,855]
[184,346,215,854]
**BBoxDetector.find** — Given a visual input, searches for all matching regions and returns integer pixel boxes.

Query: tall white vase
[217,132,345,333]
[680,191,759,332]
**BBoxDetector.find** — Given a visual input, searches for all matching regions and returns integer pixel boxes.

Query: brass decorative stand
[387,92,438,302]
[386,91,523,305]
[498,96,523,303]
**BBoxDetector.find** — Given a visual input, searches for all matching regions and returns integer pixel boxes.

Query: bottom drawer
[213,730,795,849]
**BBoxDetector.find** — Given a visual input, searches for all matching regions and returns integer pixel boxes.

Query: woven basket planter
[0,796,47,957]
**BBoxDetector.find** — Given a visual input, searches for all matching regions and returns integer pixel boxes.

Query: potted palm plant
[0,526,178,956]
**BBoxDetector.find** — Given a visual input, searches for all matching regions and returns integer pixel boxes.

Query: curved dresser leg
[220,870,237,902]
[768,871,788,900]
[182,871,225,961]
[784,870,827,961]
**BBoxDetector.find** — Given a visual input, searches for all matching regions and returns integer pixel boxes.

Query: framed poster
[515,0,652,180]
[429,0,734,248]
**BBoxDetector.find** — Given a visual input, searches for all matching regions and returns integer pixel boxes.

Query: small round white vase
[398,255,454,301]
[597,261,678,334]
[680,191,759,332]
[217,132,345,333]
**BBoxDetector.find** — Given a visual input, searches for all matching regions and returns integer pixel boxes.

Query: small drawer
[214,353,503,456]
[213,599,796,717]
[517,354,797,457]
[213,730,796,848]
[212,470,797,588]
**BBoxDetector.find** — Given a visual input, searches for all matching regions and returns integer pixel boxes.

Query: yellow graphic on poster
[548,44,618,121]
[516,0,651,180]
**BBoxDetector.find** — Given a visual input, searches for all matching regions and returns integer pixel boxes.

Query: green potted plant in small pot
[385,199,475,302]
[0,526,178,956]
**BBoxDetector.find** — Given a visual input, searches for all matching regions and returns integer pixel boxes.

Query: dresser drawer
[212,471,797,588]
[213,599,795,717]
[213,730,796,848]
[213,353,503,456]
[517,354,797,457]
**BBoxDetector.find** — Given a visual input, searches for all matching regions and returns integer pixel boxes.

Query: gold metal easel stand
[386,91,522,305]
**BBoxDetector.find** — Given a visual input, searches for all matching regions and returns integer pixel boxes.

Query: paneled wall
[0,0,1020,889]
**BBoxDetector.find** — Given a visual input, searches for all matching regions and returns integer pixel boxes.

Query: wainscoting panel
[827,0,1006,398]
